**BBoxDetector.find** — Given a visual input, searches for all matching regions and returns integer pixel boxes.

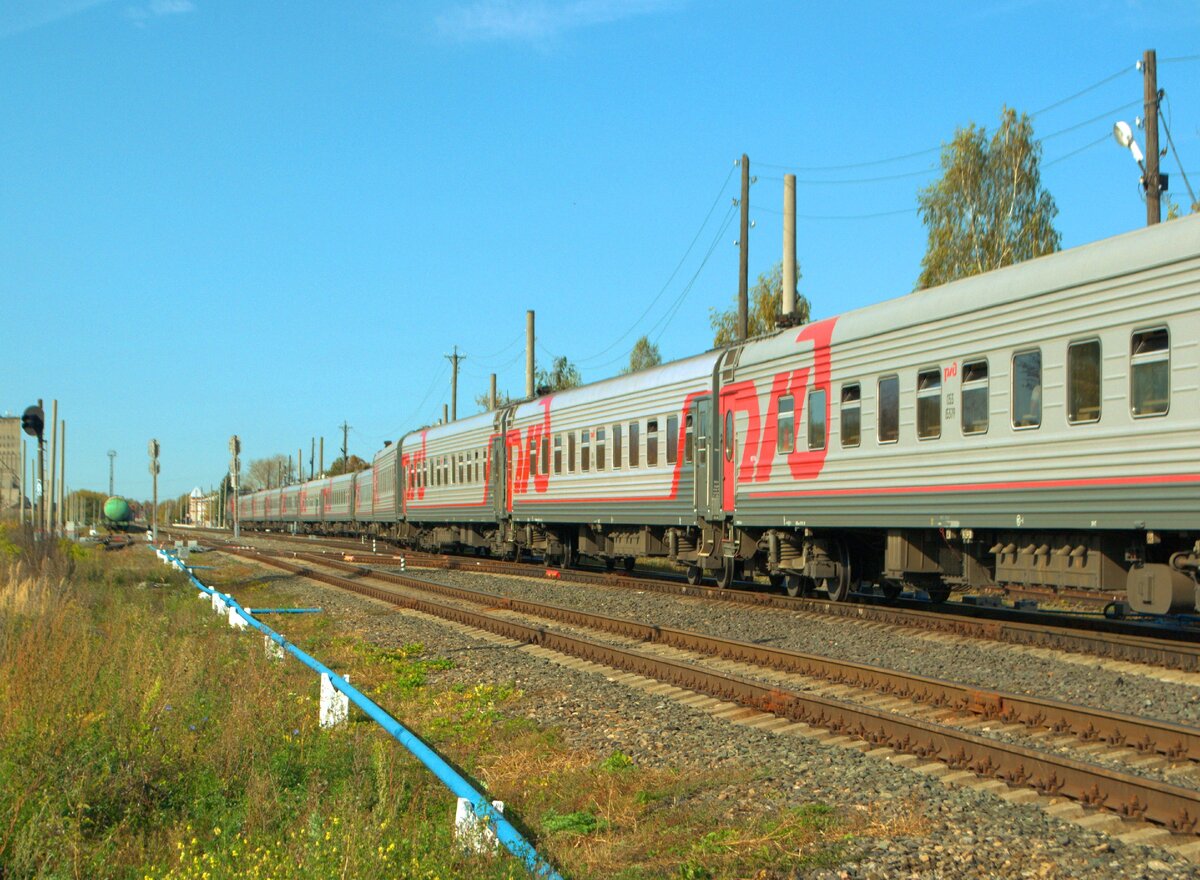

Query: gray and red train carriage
[237,214,1200,614]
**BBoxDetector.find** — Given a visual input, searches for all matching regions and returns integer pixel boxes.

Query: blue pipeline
[153,546,562,880]
[245,608,323,615]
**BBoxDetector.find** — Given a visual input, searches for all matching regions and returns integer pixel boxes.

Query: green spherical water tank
[103,496,132,523]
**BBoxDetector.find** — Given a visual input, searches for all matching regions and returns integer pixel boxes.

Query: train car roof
[740,212,1200,364]
[398,408,497,451]
[510,348,722,420]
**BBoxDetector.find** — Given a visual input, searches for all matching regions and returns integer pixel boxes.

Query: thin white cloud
[0,0,115,38]
[437,0,679,44]
[125,0,194,25]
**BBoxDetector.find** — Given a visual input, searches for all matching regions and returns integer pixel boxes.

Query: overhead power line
[758,63,1136,173]
[574,164,736,365]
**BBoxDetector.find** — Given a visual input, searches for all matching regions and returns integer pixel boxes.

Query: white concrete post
[455,799,505,854]
[319,673,349,728]
[264,635,285,660]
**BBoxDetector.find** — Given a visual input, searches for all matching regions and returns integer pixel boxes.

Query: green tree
[327,455,370,476]
[474,388,514,411]
[620,335,662,374]
[710,261,810,347]
[916,106,1060,290]
[536,356,582,393]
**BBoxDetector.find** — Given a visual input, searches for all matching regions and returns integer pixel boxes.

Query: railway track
[184,527,1200,673]
[215,542,1200,841]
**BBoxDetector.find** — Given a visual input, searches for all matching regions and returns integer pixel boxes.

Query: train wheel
[927,585,952,604]
[824,540,854,601]
[768,573,785,590]
[784,574,804,597]
[716,558,737,590]
[604,557,616,572]
[622,556,635,573]
[881,580,904,601]
[686,565,703,586]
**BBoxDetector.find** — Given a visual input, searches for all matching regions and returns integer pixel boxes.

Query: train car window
[684,414,694,462]
[961,360,988,434]
[629,421,640,468]
[567,432,576,473]
[723,410,734,461]
[878,375,899,443]
[1131,328,1170,417]
[777,395,795,453]
[540,437,549,475]
[596,428,606,470]
[808,388,827,450]
[916,368,942,439]
[841,384,861,448]
[647,419,659,466]
[1011,349,1042,429]
[1068,340,1101,424]
[554,434,562,474]
[613,424,622,469]
[666,416,678,464]
[581,430,590,471]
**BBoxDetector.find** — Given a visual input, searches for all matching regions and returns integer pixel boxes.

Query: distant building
[188,486,214,526]
[0,416,22,511]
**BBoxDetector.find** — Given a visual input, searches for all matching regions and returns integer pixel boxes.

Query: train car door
[489,436,506,521]
[692,395,714,517]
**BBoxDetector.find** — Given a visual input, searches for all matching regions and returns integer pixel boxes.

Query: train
[237,214,1200,615]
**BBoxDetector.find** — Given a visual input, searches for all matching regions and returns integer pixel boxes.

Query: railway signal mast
[148,439,160,542]
[21,402,45,533]
[229,435,241,540]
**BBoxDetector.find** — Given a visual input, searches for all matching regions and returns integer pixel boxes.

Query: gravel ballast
[206,551,1200,879]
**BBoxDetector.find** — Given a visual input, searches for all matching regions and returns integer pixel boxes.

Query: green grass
[0,524,929,879]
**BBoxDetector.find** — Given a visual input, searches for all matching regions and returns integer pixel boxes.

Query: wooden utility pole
[340,421,350,467]
[1143,49,1161,226]
[309,437,315,480]
[445,345,465,421]
[737,154,750,341]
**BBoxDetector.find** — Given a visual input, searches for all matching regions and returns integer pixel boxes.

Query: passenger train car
[237,215,1200,614]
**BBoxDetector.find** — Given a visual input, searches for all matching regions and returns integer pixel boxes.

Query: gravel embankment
[397,566,1200,726]
[207,552,1200,880]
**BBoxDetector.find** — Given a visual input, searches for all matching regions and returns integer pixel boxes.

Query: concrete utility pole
[19,439,25,526]
[58,420,66,531]
[442,403,449,424]
[297,448,303,484]
[526,310,536,397]
[340,421,350,468]
[107,449,116,497]
[489,374,497,411]
[148,439,160,542]
[1143,49,1162,226]
[782,172,797,323]
[309,437,315,480]
[445,345,465,421]
[319,437,324,476]
[48,401,57,534]
[737,154,750,342]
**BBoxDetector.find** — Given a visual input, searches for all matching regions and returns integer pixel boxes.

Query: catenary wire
[574,164,736,365]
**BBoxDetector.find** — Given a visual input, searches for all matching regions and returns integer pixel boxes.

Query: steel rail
[223,545,1200,834]
[278,549,1200,765]
[184,528,1200,671]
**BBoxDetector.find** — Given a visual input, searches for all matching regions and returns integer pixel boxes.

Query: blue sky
[3,0,1198,501]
